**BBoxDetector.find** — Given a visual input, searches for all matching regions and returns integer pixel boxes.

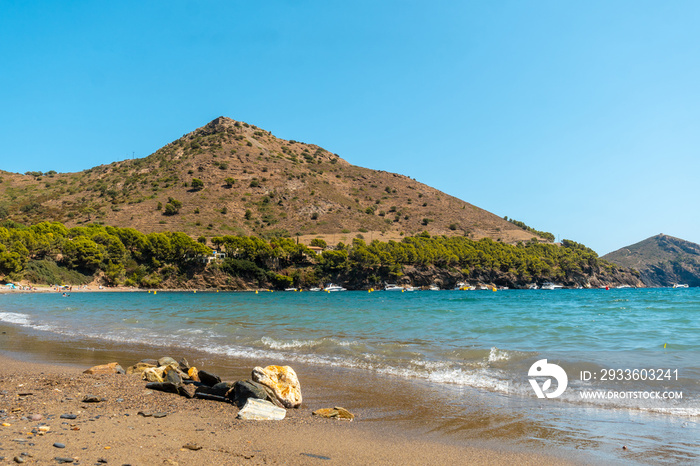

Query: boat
[540,282,563,290]
[428,284,440,291]
[454,282,475,290]
[323,284,347,292]
[284,287,297,292]
[384,284,404,291]
[308,287,322,292]
[403,286,417,292]
[527,283,539,290]
[673,283,689,288]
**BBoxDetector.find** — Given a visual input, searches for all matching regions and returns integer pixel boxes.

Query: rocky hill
[0,117,542,245]
[602,234,700,287]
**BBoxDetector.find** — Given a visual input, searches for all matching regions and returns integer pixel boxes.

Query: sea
[1,287,699,464]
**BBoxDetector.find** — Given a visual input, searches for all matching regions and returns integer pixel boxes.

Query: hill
[0,117,542,245]
[602,234,700,287]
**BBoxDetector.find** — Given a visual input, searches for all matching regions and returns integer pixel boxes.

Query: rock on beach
[252,365,302,408]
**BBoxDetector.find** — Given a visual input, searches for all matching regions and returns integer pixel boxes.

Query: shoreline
[2,289,696,463]
[0,352,575,465]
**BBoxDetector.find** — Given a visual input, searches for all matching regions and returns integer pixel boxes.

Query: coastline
[0,353,574,465]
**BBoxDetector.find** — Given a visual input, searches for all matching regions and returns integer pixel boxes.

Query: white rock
[237,398,286,420]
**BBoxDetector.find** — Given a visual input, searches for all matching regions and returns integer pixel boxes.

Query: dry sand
[0,355,576,465]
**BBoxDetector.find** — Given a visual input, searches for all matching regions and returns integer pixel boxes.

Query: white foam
[487,346,510,362]
[261,336,319,350]
[0,312,32,326]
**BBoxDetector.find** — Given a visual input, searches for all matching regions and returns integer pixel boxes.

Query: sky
[2,1,699,255]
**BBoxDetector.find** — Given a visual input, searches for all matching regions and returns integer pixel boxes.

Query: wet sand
[0,350,576,465]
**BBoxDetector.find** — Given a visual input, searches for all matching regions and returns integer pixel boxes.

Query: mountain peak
[0,118,546,245]
[603,235,700,287]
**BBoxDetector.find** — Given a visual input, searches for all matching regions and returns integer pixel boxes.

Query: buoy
[154,291,157,295]
[193,290,196,294]
[255,290,258,294]
[664,343,667,348]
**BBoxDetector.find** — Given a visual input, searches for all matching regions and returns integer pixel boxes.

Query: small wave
[488,346,510,362]
[174,328,205,335]
[261,336,320,350]
[260,336,358,350]
[0,312,32,326]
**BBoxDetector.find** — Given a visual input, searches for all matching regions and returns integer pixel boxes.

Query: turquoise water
[1,288,699,462]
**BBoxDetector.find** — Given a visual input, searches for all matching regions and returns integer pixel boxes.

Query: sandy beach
[0,353,576,465]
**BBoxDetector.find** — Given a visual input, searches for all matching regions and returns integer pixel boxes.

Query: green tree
[191,178,204,190]
[310,238,327,248]
[61,237,104,272]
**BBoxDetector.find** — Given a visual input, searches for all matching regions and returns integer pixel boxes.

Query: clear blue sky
[2,1,699,255]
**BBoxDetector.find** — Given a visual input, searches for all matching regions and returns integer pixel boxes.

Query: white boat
[284,287,297,292]
[403,286,417,292]
[323,284,347,292]
[541,282,563,290]
[384,284,404,291]
[673,283,689,288]
[428,284,440,291]
[308,287,322,292]
[527,283,539,290]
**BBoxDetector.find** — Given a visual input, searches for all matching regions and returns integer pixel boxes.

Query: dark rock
[177,384,196,399]
[212,381,233,393]
[194,383,230,398]
[182,443,202,450]
[193,391,228,402]
[60,414,77,420]
[230,380,271,406]
[139,358,159,366]
[54,458,75,464]
[137,411,152,417]
[82,395,104,403]
[145,382,179,394]
[178,357,190,371]
[197,370,221,387]
[53,442,66,448]
[14,456,25,464]
[165,368,182,386]
[153,412,167,418]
